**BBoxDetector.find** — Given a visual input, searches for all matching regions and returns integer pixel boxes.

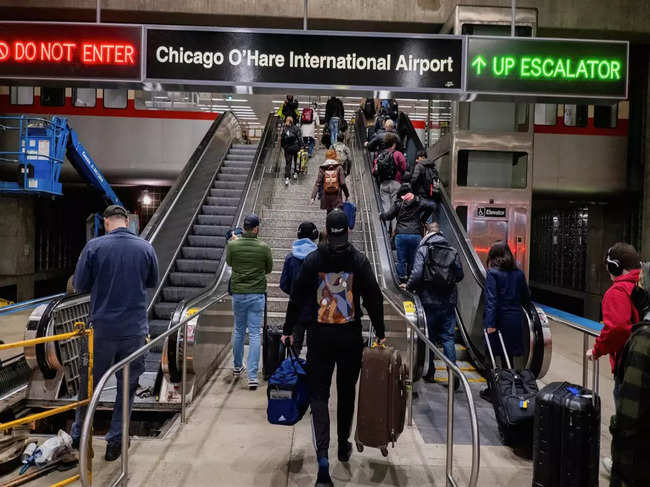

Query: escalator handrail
[145,111,245,315]
[0,293,65,316]
[140,113,229,241]
[170,113,277,321]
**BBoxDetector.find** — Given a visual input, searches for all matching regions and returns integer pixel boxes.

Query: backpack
[421,166,441,199]
[334,142,348,165]
[423,243,459,290]
[375,150,397,183]
[282,127,298,148]
[267,348,310,426]
[363,99,376,119]
[388,99,399,120]
[323,166,340,194]
[301,107,313,124]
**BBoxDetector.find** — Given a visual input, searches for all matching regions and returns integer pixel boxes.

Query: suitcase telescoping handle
[483,329,512,370]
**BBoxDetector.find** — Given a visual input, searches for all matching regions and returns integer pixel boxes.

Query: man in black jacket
[380,183,436,281]
[324,96,345,149]
[366,118,402,153]
[282,210,384,487]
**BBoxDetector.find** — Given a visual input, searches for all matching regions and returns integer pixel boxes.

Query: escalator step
[169,272,214,287]
[208,188,244,198]
[216,174,248,182]
[187,235,226,248]
[226,154,254,161]
[213,181,246,190]
[149,319,170,337]
[223,160,253,167]
[181,246,223,260]
[206,196,241,207]
[197,215,234,226]
[202,205,237,216]
[192,224,230,236]
[154,301,179,320]
[175,259,220,273]
[162,286,205,302]
[145,352,162,372]
[220,167,251,175]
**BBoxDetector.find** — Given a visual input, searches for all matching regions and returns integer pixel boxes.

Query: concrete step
[262,235,364,248]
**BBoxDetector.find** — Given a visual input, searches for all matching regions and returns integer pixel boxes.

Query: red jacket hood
[612,268,641,291]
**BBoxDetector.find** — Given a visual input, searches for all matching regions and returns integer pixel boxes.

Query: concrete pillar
[0,197,36,300]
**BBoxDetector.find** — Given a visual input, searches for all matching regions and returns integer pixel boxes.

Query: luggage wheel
[380,447,388,457]
[356,443,364,453]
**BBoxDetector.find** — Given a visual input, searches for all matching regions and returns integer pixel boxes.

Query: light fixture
[141,190,152,207]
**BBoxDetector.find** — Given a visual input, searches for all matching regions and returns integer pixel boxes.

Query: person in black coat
[280,116,303,185]
[484,241,531,365]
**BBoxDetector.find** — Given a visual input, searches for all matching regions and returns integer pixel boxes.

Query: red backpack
[301,108,314,124]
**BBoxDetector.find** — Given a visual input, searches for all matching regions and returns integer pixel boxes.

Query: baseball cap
[325,210,349,246]
[297,221,318,240]
[103,204,128,219]
[243,214,260,230]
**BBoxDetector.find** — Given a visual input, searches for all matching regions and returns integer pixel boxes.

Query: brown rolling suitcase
[355,345,407,456]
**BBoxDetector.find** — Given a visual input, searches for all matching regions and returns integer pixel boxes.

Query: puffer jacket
[281,124,302,152]
[380,196,436,235]
[411,159,440,199]
[594,268,641,373]
[226,232,273,294]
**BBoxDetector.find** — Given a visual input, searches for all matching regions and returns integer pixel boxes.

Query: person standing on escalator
[277,94,300,121]
[281,116,303,186]
[324,96,345,149]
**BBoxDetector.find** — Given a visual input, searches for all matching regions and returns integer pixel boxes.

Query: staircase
[148,143,258,370]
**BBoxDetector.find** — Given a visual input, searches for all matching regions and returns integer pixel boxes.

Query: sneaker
[293,172,298,180]
[248,378,259,391]
[285,177,290,186]
[602,457,612,476]
[105,442,121,462]
[479,387,492,403]
[338,441,352,462]
[315,466,333,487]
[233,366,245,378]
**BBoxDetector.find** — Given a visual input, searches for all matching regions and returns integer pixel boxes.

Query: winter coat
[593,269,641,373]
[411,159,440,199]
[311,160,349,211]
[484,267,530,357]
[366,128,402,152]
[300,110,319,138]
[372,148,407,183]
[225,232,273,294]
[406,232,464,307]
[380,196,436,235]
[280,238,318,325]
[324,97,345,124]
[281,124,302,153]
[277,99,300,120]
[283,241,385,339]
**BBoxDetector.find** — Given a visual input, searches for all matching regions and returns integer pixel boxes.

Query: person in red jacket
[586,242,640,477]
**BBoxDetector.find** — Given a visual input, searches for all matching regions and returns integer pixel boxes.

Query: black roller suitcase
[484,330,539,448]
[532,382,600,487]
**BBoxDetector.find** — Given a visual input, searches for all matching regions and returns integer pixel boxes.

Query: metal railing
[0,293,65,316]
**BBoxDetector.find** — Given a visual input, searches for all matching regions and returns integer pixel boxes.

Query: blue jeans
[424,303,457,372]
[329,117,339,147]
[303,136,315,156]
[232,293,265,381]
[71,335,145,445]
[395,233,421,280]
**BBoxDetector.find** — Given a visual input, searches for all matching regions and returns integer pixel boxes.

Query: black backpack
[375,150,397,183]
[282,127,298,148]
[421,166,441,199]
[364,99,376,119]
[423,243,459,290]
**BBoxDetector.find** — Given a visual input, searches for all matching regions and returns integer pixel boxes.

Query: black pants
[292,322,307,354]
[307,325,363,459]
[284,149,298,178]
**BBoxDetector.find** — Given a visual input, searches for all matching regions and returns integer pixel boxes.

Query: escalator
[353,110,551,379]
[1,112,278,410]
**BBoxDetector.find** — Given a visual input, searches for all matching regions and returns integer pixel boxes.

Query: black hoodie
[283,242,385,339]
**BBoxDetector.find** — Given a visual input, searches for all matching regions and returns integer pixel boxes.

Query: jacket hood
[615,268,641,285]
[422,232,448,246]
[292,238,318,260]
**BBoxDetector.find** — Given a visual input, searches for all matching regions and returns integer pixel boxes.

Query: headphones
[606,246,623,277]
[298,226,319,241]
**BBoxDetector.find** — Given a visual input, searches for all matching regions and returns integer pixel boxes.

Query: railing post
[446,368,455,486]
[181,320,188,424]
[582,334,589,388]
[407,327,414,427]
[592,357,599,406]
[121,364,130,486]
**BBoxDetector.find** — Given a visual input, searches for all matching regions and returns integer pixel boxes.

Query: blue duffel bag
[267,347,310,426]
[342,201,356,230]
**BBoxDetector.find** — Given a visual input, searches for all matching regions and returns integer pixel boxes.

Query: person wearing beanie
[380,183,436,282]
[609,261,650,486]
[311,148,349,214]
[279,221,319,352]
[281,210,384,487]
[586,242,641,475]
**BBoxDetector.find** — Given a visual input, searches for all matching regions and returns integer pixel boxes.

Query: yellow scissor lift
[0,322,93,487]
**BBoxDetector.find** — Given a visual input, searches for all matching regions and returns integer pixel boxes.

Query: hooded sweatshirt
[280,238,318,295]
[594,268,641,373]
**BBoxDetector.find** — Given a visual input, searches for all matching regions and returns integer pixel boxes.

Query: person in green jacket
[225,214,273,390]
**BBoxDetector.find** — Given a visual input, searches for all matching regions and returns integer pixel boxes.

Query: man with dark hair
[281,210,384,487]
[372,132,407,230]
[226,214,273,390]
[70,204,159,461]
[410,149,442,205]
[587,242,641,475]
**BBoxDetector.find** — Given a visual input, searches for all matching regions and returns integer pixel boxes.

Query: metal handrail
[383,291,480,487]
[0,293,65,316]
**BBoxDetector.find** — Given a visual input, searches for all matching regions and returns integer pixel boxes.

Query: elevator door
[469,218,508,269]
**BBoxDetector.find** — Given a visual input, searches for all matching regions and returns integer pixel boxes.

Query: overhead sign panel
[466,36,628,99]
[0,23,142,81]
[145,28,464,92]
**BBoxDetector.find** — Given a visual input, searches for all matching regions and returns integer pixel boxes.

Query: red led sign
[0,23,142,81]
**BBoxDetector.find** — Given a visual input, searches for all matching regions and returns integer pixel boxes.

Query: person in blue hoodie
[280,221,319,352]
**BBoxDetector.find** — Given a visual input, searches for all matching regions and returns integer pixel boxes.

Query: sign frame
[142,25,467,94]
[464,35,629,100]
[0,21,144,84]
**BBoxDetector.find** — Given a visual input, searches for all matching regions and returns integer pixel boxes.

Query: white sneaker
[285,177,289,186]
[233,366,245,378]
[602,457,612,476]
[293,172,298,180]
[248,378,259,391]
